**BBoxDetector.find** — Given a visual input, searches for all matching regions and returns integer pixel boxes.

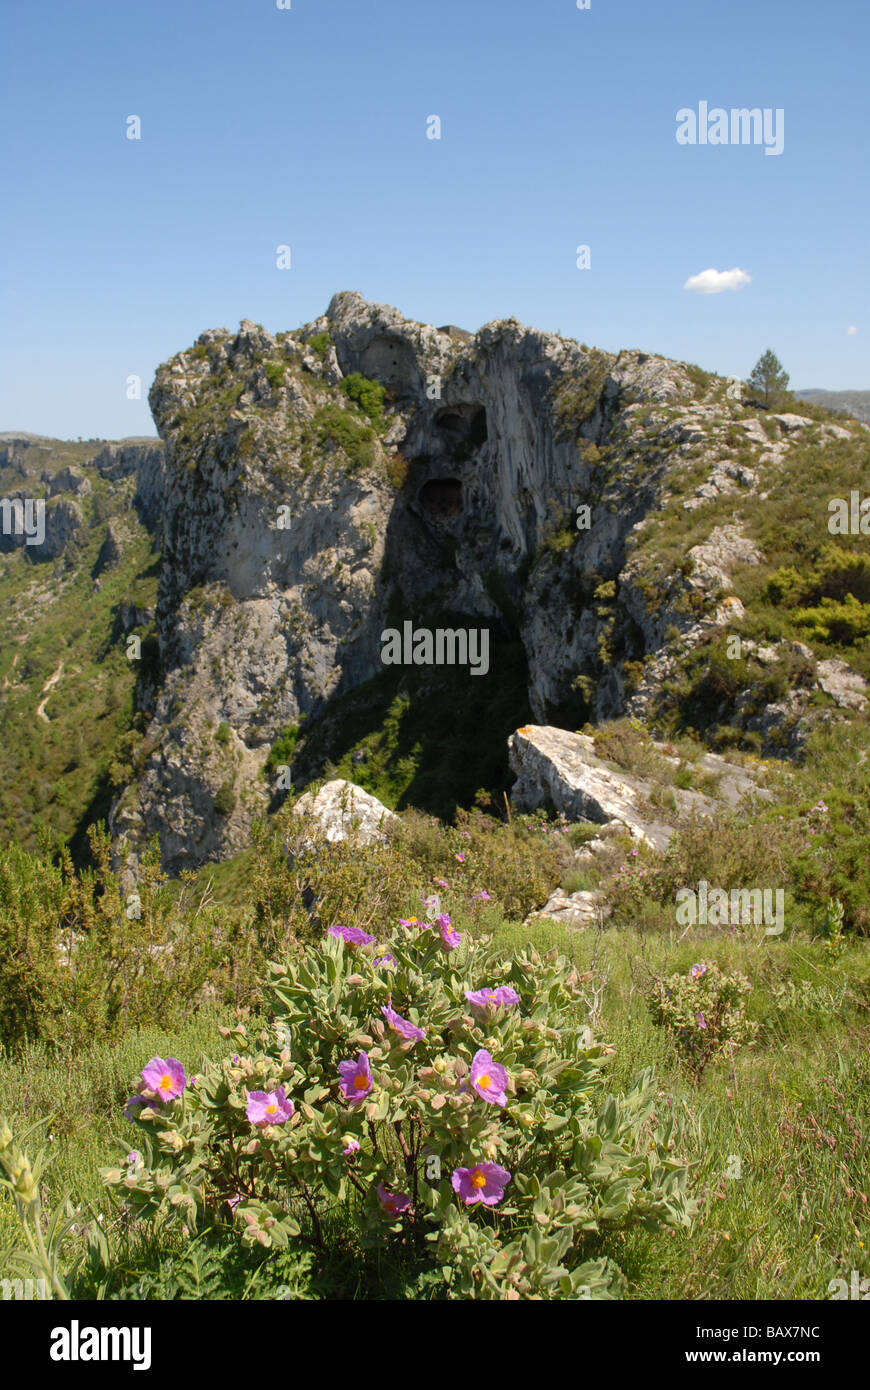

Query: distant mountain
[795,389,870,424]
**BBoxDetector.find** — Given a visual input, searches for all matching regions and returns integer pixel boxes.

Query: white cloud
[847,324,858,336]
[683,267,752,294]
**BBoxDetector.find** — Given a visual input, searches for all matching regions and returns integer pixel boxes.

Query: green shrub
[646,960,758,1081]
[340,372,386,425]
[263,362,285,392]
[104,928,695,1299]
[264,724,301,776]
[313,404,376,473]
[0,831,231,1050]
[307,332,330,363]
[214,782,236,817]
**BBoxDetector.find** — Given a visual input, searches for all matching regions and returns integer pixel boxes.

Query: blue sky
[2,0,867,438]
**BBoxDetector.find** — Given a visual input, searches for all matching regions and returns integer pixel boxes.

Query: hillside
[0,434,163,855]
[795,389,870,424]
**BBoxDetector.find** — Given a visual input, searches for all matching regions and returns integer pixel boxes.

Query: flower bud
[0,1118,12,1152]
[433,1058,447,1074]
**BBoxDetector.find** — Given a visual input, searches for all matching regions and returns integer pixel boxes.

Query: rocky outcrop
[93,520,124,577]
[292,779,396,845]
[526,888,608,930]
[508,724,769,848]
[47,466,91,498]
[105,293,864,873]
[32,498,83,560]
[508,726,696,848]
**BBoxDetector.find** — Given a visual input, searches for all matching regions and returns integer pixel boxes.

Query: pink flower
[338,1052,373,1105]
[328,925,376,948]
[381,1003,425,1043]
[399,917,421,928]
[124,1095,147,1121]
[455,853,466,863]
[140,1057,186,1102]
[471,890,491,902]
[697,1013,707,1029]
[433,879,449,889]
[343,1138,361,1156]
[690,964,707,980]
[373,953,397,969]
[246,1086,294,1126]
[436,913,461,950]
[451,1161,511,1207]
[465,985,521,1021]
[376,1182,411,1216]
[469,1049,508,1107]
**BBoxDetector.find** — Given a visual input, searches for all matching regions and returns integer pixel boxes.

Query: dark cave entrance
[419,477,463,518]
[434,404,488,460]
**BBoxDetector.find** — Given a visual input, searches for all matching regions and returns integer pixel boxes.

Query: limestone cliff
[108,293,869,874]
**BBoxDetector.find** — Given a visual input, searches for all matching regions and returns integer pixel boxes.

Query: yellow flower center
[353,1075,369,1090]
[477,1074,491,1090]
[471,1171,487,1189]
[266,1103,278,1115]
[159,1074,172,1092]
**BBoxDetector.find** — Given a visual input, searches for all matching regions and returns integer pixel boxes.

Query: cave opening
[418,477,463,518]
[434,404,488,460]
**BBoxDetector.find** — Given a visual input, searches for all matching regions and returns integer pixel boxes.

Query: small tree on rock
[746,349,790,409]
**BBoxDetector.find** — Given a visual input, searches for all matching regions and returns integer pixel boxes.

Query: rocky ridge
[101,293,868,874]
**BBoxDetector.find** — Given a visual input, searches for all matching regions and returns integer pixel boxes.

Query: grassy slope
[0,449,158,857]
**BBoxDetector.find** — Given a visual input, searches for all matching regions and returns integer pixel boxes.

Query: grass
[471,919,870,1300]
[2,913,866,1299]
[0,1009,234,1272]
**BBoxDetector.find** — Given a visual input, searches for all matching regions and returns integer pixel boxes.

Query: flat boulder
[509,725,688,849]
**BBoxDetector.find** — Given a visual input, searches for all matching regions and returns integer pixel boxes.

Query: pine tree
[746,350,790,409]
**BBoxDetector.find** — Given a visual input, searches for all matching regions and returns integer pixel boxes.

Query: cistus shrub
[646,960,759,1081]
[105,922,695,1300]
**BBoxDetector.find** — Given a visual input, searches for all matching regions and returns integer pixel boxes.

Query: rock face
[93,520,124,576]
[106,292,865,874]
[32,498,83,560]
[292,779,396,845]
[47,466,91,498]
[508,724,769,849]
[509,726,697,848]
